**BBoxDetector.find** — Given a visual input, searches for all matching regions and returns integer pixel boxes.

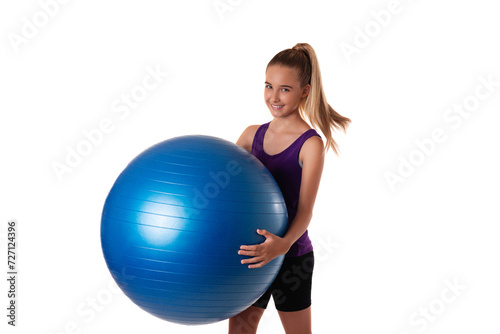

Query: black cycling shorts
[252,251,314,312]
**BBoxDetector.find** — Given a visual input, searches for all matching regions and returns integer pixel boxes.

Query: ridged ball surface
[100,135,288,325]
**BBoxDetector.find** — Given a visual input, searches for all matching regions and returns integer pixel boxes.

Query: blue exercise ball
[100,135,288,325]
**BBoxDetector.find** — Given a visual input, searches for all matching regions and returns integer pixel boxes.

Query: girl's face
[264,65,310,119]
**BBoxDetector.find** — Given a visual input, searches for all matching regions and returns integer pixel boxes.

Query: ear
[301,84,311,98]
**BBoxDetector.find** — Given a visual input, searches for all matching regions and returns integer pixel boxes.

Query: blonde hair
[267,43,351,155]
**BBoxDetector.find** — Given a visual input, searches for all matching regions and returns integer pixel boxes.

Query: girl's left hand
[238,229,290,269]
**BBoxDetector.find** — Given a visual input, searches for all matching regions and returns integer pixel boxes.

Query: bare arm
[282,135,324,249]
[236,125,260,153]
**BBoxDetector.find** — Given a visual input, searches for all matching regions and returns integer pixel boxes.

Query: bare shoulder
[236,124,260,152]
[303,135,324,152]
[300,135,325,163]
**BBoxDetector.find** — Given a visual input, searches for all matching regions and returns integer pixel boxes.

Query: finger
[257,229,268,236]
[257,229,275,239]
[240,245,259,251]
[238,250,259,256]
[241,256,263,265]
[248,260,268,269]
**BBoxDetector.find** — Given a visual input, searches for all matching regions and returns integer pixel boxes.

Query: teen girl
[228,43,351,334]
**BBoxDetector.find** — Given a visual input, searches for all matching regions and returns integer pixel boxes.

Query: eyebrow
[265,82,294,89]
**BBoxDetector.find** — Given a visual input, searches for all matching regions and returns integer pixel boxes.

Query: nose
[271,90,280,103]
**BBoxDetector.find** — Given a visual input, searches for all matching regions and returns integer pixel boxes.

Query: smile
[271,104,284,110]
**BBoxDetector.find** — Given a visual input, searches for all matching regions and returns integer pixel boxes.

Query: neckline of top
[261,122,315,157]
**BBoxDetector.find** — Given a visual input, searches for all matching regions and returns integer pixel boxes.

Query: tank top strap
[251,122,271,155]
[289,128,321,153]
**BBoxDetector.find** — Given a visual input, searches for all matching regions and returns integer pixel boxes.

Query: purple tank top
[251,122,321,257]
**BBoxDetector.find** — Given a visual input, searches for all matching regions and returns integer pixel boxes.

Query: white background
[1,0,499,333]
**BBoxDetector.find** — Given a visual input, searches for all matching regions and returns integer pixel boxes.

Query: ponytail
[267,43,351,155]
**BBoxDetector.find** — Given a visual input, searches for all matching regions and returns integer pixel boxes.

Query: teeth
[272,105,284,109]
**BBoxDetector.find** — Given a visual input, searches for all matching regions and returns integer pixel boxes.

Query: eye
[265,84,272,89]
[281,88,290,92]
